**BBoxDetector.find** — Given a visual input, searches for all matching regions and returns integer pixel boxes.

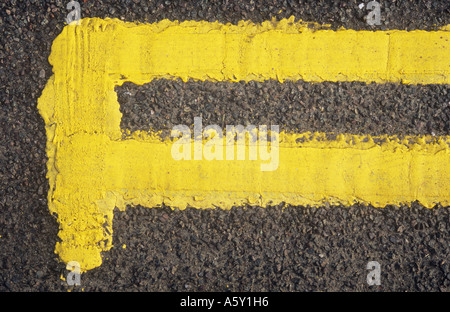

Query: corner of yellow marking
[38,17,450,271]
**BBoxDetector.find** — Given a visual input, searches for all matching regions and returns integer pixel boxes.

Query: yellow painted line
[38,17,450,271]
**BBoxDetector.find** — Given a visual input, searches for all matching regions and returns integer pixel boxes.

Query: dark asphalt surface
[0,0,449,292]
[117,80,450,138]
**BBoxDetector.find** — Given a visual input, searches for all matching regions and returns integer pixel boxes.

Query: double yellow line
[38,17,450,271]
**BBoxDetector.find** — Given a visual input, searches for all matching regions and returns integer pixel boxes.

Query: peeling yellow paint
[38,17,450,271]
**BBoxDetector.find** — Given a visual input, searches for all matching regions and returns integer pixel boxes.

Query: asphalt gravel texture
[117,80,450,138]
[0,0,449,292]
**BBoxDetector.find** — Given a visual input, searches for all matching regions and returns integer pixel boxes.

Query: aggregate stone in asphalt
[0,0,449,292]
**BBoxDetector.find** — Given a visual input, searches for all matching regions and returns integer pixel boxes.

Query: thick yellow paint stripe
[98,131,450,210]
[38,17,450,271]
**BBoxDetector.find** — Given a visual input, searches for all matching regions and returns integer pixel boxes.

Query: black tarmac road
[0,0,449,292]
